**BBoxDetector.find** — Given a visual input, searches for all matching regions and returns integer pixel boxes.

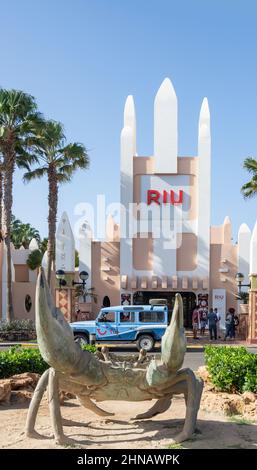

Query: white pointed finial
[250,221,257,274]
[29,238,39,250]
[224,216,231,225]
[223,216,232,244]
[124,95,136,156]
[56,211,75,272]
[154,78,178,173]
[238,223,251,288]
[106,214,115,241]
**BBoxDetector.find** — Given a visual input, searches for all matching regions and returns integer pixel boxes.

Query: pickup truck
[70,304,169,352]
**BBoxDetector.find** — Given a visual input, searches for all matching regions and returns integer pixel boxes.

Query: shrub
[0,344,98,379]
[0,346,48,379]
[204,345,257,393]
[81,344,97,353]
[0,319,35,332]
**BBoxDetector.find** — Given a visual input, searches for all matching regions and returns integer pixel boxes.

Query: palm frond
[23,167,48,183]
[242,157,257,175]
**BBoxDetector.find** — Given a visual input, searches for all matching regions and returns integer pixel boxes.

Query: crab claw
[36,268,104,385]
[161,293,186,371]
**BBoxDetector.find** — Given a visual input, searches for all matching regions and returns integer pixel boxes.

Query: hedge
[204,345,257,394]
[0,344,97,379]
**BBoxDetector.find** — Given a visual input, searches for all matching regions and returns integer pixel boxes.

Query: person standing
[214,308,221,339]
[192,305,199,339]
[207,308,218,340]
[200,308,207,336]
[224,308,234,340]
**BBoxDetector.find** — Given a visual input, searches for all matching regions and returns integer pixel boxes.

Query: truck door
[117,311,137,340]
[95,311,118,341]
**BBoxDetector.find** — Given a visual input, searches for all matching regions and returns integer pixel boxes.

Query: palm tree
[241,157,257,199]
[10,216,40,249]
[0,89,43,321]
[23,120,89,285]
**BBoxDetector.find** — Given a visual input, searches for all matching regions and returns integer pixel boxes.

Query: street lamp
[235,272,250,297]
[72,271,89,301]
[55,269,67,288]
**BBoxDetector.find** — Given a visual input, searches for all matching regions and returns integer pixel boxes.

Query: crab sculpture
[25,269,203,445]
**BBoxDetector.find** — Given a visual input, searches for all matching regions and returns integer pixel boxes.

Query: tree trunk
[0,170,3,239]
[47,166,58,286]
[2,157,15,322]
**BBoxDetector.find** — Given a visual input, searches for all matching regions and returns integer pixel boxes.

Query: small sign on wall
[121,293,131,305]
[212,289,226,329]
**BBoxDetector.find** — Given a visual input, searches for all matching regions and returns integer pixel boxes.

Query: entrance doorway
[133,291,197,328]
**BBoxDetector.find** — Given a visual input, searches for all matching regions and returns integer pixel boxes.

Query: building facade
[0,78,255,333]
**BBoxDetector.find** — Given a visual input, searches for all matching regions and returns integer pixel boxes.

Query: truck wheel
[136,335,155,352]
[74,334,89,347]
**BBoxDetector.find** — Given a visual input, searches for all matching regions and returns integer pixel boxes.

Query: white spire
[56,211,75,272]
[238,223,251,289]
[154,78,178,173]
[124,95,136,155]
[250,221,257,274]
[29,238,39,251]
[197,97,211,279]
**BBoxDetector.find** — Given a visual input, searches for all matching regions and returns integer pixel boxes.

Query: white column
[120,125,134,282]
[120,95,136,284]
[197,98,211,280]
[154,78,178,174]
[56,211,75,272]
[238,223,251,290]
[250,220,257,274]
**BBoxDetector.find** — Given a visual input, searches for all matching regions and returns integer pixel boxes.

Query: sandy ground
[0,396,257,449]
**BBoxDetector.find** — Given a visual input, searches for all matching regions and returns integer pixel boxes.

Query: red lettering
[147,190,160,205]
[147,189,184,205]
[170,190,183,205]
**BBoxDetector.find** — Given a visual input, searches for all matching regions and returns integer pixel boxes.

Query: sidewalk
[185,330,256,349]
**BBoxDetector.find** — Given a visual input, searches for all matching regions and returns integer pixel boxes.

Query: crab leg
[25,368,50,438]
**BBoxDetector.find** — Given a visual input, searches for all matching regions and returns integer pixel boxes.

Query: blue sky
[1,0,257,241]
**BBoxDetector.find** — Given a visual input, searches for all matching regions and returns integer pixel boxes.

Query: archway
[102,295,111,307]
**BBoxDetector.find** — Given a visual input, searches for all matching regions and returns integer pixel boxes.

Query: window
[98,311,115,323]
[119,312,135,323]
[102,296,110,307]
[25,295,32,313]
[139,311,165,323]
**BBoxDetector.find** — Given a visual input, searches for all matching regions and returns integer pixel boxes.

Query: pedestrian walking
[192,305,200,339]
[200,308,207,336]
[214,308,221,339]
[207,308,218,340]
[224,308,235,340]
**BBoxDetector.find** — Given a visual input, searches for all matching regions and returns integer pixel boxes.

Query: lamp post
[72,271,89,302]
[235,272,250,298]
[55,270,67,288]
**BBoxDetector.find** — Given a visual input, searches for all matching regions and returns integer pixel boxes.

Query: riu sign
[147,189,184,205]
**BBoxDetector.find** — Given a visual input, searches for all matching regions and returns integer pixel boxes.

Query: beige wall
[15,265,29,282]
[12,282,36,320]
[210,223,238,311]
[91,241,120,316]
[177,233,197,271]
[133,233,153,271]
